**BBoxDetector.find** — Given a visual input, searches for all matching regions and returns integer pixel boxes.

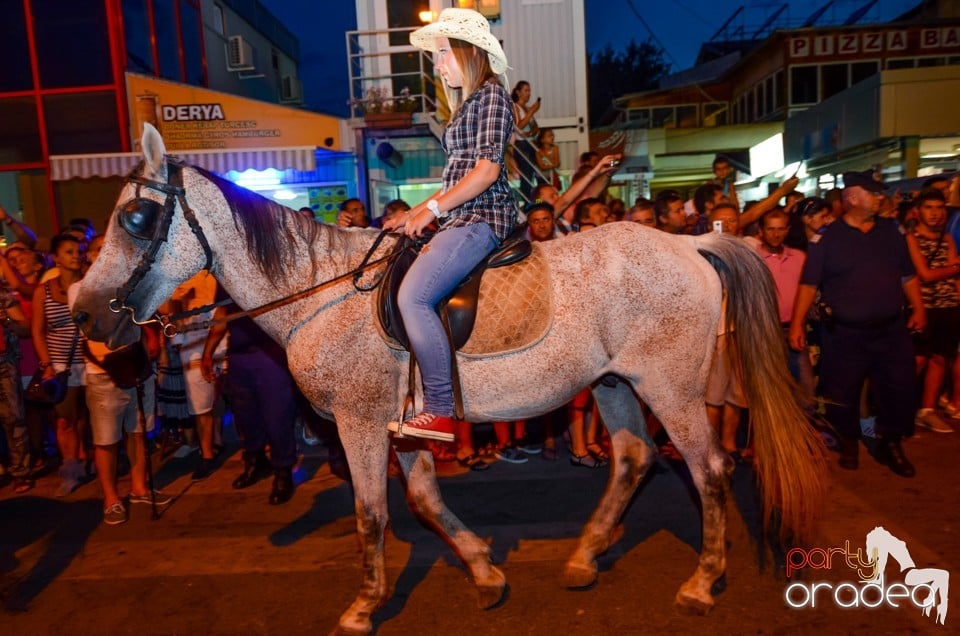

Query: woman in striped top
[32,233,87,496]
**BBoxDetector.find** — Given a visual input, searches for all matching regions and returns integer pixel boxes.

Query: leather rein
[110,161,396,338]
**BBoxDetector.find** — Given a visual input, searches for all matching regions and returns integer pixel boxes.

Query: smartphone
[536,96,541,103]
[713,220,724,234]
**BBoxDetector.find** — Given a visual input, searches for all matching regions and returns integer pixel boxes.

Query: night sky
[261,0,922,117]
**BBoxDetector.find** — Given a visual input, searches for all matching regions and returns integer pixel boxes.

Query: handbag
[25,323,80,406]
[24,368,70,405]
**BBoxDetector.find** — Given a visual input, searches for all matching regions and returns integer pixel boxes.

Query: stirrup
[387,401,456,443]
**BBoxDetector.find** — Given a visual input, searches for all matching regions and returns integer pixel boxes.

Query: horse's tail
[695,233,826,544]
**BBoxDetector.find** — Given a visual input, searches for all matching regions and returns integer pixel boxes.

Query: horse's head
[73,123,216,348]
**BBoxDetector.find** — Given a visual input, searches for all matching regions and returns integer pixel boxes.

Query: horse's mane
[191,165,323,283]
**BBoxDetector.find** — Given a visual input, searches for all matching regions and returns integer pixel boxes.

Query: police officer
[789,169,925,478]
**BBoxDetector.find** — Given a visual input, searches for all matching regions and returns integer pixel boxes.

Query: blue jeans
[398,223,499,416]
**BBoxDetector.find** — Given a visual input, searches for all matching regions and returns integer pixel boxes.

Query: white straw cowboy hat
[410,8,509,75]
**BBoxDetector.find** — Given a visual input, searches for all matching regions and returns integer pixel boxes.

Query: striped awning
[49,146,317,181]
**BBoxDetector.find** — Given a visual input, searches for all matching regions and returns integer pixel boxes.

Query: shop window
[154,0,182,81]
[775,70,785,110]
[0,98,43,164]
[122,0,153,75]
[212,4,226,36]
[180,0,205,86]
[851,61,878,85]
[33,0,112,89]
[703,102,727,126]
[388,0,422,46]
[765,75,774,114]
[676,105,697,128]
[886,58,914,70]
[628,109,651,127]
[918,57,946,68]
[652,107,673,128]
[43,92,122,155]
[790,65,818,105]
[0,1,32,92]
[821,63,848,100]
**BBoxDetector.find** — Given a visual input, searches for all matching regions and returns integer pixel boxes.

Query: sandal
[456,453,490,472]
[542,447,559,461]
[14,477,34,494]
[429,441,457,463]
[570,453,607,468]
[586,443,610,463]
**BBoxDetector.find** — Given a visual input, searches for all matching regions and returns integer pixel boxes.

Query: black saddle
[377,226,531,351]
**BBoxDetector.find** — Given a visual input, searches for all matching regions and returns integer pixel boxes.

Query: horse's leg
[334,423,391,636]
[562,380,656,588]
[394,446,507,608]
[658,399,734,615]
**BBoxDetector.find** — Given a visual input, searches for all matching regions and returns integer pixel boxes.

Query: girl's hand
[403,208,435,239]
[42,365,56,380]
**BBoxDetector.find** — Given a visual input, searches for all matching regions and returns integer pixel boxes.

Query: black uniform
[801,217,917,441]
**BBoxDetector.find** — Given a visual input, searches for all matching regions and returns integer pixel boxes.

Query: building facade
[0,0,349,239]
[604,2,960,201]
[348,0,590,218]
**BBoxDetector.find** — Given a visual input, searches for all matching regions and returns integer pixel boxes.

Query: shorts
[179,349,224,416]
[706,333,747,408]
[86,372,155,446]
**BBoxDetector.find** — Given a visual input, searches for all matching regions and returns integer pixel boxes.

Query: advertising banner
[126,72,341,152]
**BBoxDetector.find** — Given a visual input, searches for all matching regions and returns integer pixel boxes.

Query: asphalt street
[1,423,957,635]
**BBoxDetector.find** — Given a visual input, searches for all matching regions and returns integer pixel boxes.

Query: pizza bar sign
[790,28,960,58]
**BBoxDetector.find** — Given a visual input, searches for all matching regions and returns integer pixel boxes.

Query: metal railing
[345,26,551,205]
[345,27,439,119]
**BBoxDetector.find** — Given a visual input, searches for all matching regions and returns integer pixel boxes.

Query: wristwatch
[426,199,441,219]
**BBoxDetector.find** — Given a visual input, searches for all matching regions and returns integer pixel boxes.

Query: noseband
[109,161,214,324]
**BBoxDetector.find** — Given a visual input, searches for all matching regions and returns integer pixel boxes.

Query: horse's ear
[141,123,167,179]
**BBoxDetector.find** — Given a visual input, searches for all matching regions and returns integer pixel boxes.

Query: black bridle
[110,161,214,326]
[108,160,397,337]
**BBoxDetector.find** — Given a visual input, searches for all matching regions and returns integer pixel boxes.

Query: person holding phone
[511,80,541,199]
[383,8,518,442]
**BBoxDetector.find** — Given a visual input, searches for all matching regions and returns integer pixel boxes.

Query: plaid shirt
[439,80,518,243]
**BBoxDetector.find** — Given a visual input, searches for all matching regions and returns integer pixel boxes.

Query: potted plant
[351,87,417,128]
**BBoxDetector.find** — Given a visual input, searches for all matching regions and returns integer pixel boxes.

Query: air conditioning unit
[281,75,302,103]
[226,35,255,71]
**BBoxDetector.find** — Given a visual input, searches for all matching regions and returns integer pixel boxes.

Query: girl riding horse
[384,9,518,443]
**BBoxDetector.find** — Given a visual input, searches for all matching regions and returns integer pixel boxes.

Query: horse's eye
[119,198,162,240]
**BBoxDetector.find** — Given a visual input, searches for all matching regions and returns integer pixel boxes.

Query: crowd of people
[0,202,344,524]
[2,6,953,530]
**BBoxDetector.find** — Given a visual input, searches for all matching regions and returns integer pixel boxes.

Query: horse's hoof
[476,565,507,609]
[561,562,598,589]
[329,624,371,636]
[331,613,373,636]
[674,590,714,616]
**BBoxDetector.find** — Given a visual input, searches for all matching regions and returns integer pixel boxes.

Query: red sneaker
[387,412,457,443]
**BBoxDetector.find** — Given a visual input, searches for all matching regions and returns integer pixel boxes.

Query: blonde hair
[443,39,500,115]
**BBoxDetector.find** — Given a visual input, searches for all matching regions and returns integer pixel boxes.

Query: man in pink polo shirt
[757,209,813,393]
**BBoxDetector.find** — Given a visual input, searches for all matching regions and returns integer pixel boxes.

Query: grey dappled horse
[72,125,825,635]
